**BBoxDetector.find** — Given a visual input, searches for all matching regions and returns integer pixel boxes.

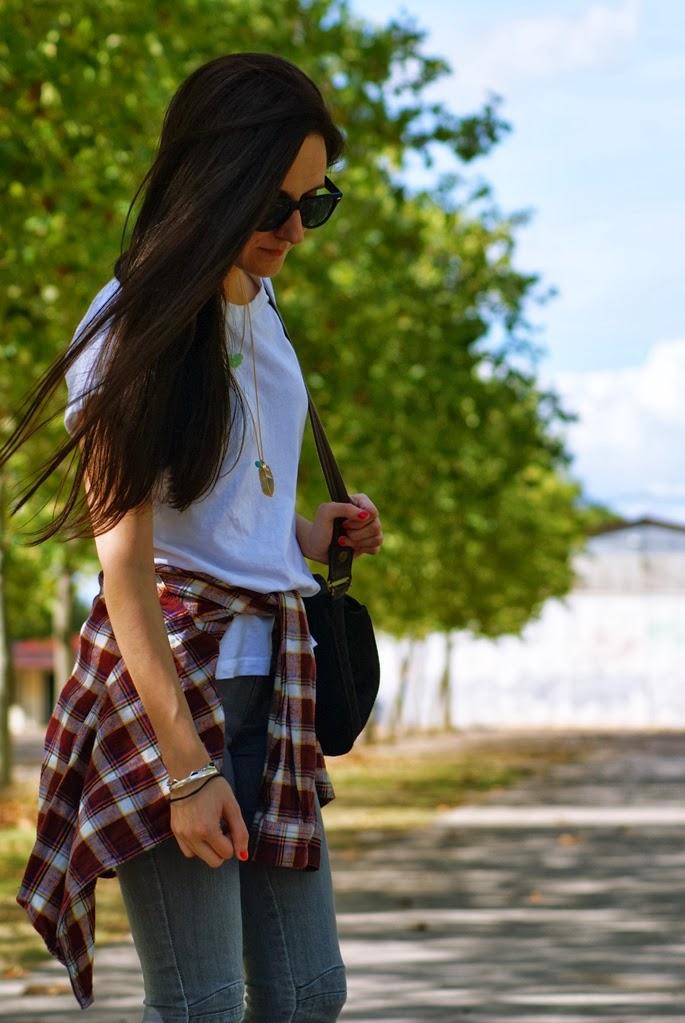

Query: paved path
[2,729,684,1022]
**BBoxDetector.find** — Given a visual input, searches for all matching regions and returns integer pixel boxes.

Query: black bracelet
[169,774,222,803]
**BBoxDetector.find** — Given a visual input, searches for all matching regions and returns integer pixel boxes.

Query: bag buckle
[326,574,351,596]
[326,521,354,597]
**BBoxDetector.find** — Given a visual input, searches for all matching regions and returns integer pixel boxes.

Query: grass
[321,728,593,846]
[0,728,594,976]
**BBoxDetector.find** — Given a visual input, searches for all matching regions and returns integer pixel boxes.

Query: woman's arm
[93,498,208,781]
[295,512,319,561]
[82,456,249,867]
[67,400,209,779]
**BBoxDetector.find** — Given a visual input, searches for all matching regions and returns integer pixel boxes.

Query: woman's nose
[274,209,305,246]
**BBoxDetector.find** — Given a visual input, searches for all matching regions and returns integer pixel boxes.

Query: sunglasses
[256,175,343,231]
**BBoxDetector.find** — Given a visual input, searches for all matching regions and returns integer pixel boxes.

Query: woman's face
[235,133,328,281]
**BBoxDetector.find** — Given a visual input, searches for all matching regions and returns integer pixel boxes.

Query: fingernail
[357,511,369,519]
[338,537,347,545]
[239,850,249,861]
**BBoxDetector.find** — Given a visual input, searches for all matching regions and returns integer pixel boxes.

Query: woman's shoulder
[261,275,276,304]
[76,276,121,335]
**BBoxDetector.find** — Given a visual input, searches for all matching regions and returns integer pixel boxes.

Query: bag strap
[264,285,354,597]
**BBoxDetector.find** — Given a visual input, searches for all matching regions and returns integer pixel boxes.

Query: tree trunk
[0,467,14,786]
[52,545,73,696]
[361,699,380,745]
[388,638,415,740]
[438,631,456,732]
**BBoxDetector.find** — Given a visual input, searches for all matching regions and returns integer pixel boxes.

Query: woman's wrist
[295,513,318,562]
[165,761,220,797]
[160,734,212,781]
[169,774,222,804]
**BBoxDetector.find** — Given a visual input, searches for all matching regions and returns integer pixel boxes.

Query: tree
[0,0,610,780]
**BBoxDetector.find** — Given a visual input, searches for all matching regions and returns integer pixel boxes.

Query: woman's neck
[223,266,260,304]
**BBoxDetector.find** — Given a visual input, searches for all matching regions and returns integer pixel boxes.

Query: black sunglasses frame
[256,175,343,232]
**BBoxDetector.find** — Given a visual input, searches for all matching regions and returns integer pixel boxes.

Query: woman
[4,52,383,1021]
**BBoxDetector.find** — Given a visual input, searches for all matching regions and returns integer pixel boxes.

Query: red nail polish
[338,536,347,545]
[239,850,249,861]
[358,511,369,519]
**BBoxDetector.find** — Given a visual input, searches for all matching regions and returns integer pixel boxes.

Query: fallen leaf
[23,982,71,997]
[557,832,580,846]
[2,965,27,979]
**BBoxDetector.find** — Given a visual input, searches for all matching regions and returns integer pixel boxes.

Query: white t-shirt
[64,273,320,679]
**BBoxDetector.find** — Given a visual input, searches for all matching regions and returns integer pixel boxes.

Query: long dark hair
[1,52,345,544]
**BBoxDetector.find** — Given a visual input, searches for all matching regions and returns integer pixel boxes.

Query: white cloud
[455,0,641,93]
[550,337,685,523]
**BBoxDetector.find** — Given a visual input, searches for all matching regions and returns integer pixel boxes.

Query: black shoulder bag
[265,290,381,756]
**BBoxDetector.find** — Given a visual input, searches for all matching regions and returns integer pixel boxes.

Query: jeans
[117,674,347,1023]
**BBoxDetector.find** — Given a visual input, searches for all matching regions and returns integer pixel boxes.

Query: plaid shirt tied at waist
[16,563,335,1009]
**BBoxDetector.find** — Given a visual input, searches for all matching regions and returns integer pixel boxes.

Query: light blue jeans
[117,674,347,1022]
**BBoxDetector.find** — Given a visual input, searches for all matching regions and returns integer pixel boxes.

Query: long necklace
[231,271,275,497]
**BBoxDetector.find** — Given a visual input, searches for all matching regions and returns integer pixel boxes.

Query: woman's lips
[260,246,287,255]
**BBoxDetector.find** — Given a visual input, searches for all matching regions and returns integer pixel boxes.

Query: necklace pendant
[228,352,243,368]
[255,460,275,497]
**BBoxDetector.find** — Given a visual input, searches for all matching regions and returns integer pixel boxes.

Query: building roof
[12,636,80,672]
[590,515,685,536]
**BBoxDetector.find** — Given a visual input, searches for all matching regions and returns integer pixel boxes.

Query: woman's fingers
[221,791,250,858]
[309,494,383,562]
[320,501,371,524]
[176,823,236,867]
[192,838,227,869]
[176,829,245,869]
[342,493,379,530]
[176,836,193,858]
[346,492,378,518]
[338,510,384,556]
[171,776,250,866]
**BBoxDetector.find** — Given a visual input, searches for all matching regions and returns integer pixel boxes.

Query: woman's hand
[170,775,250,868]
[297,493,384,564]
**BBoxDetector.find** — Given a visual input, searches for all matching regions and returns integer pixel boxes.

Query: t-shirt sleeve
[64,278,120,436]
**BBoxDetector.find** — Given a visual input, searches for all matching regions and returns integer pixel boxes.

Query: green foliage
[1,0,598,650]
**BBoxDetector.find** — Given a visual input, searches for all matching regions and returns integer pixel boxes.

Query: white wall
[376,590,685,730]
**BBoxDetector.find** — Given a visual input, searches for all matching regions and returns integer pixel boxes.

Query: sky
[348,0,685,523]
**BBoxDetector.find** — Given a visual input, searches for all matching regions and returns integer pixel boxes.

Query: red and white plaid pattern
[16,563,335,1009]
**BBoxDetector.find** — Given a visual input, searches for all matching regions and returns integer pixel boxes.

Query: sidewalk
[2,729,685,1022]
